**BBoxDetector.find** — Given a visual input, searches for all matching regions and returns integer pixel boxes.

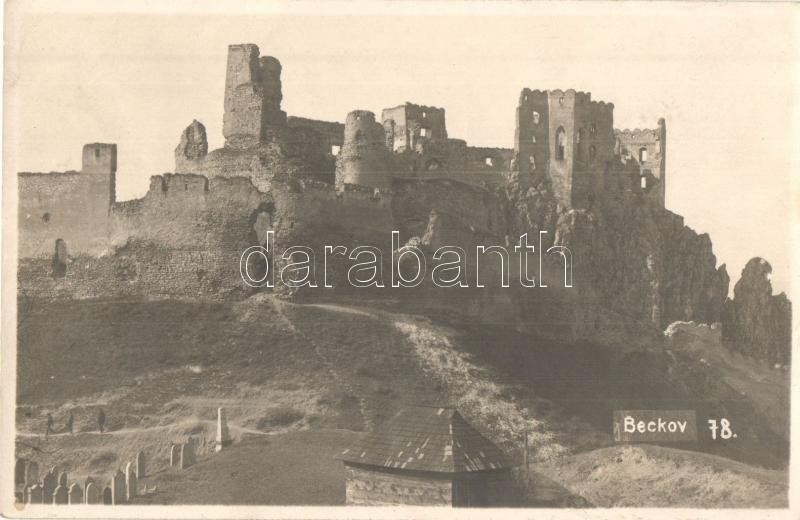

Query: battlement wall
[18,144,117,259]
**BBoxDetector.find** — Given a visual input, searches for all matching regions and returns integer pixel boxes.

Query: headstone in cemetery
[136,450,146,478]
[85,482,101,504]
[180,441,194,469]
[125,461,138,500]
[27,485,43,504]
[102,486,112,505]
[42,471,57,502]
[25,461,39,486]
[111,469,126,504]
[15,458,26,484]
[170,444,180,466]
[53,484,68,504]
[68,483,83,504]
[58,471,68,488]
[216,407,231,452]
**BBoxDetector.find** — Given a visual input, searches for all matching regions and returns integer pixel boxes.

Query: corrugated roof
[337,406,512,473]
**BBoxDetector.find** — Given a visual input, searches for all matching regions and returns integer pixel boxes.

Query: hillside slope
[15,294,789,506]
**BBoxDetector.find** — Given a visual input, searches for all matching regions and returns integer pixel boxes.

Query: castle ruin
[18,43,700,346]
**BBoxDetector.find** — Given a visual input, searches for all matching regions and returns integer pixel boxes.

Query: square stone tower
[222,44,287,149]
[514,89,616,209]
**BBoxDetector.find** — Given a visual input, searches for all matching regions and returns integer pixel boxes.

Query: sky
[4,1,796,295]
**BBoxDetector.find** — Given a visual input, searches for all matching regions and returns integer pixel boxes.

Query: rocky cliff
[502,167,731,344]
[722,258,792,364]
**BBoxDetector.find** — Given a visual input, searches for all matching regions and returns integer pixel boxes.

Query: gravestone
[42,471,57,502]
[85,482,101,504]
[27,485,43,504]
[125,461,138,500]
[216,407,231,452]
[111,470,126,504]
[170,444,180,466]
[15,458,26,484]
[180,442,194,469]
[68,483,83,504]
[135,450,145,478]
[58,471,68,488]
[102,486,112,505]
[25,461,39,486]
[53,484,68,504]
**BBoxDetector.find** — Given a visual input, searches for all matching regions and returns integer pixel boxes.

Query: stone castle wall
[18,144,116,259]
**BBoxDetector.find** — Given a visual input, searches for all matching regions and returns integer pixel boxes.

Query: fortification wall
[176,124,334,191]
[18,144,116,258]
[287,116,344,154]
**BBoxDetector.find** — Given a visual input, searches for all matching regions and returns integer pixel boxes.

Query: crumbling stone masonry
[18,41,786,354]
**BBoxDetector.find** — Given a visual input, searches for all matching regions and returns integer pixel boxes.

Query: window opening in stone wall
[559,96,565,106]
[425,159,441,171]
[556,127,566,160]
[52,239,67,278]
[639,147,648,162]
[484,157,495,167]
[590,145,596,162]
[641,176,647,189]
[576,129,584,161]
[420,128,428,137]
[331,145,341,155]
[532,136,536,143]
[590,123,596,134]
[529,155,536,171]
[532,111,540,124]
[94,148,100,159]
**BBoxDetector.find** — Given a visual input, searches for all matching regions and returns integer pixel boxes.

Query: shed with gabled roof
[336,406,516,507]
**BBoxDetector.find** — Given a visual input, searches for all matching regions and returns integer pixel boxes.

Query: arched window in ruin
[52,239,67,278]
[484,156,494,167]
[589,145,596,162]
[529,155,536,171]
[532,111,540,124]
[639,147,648,162]
[576,129,585,161]
[590,123,597,134]
[555,127,566,160]
[640,176,647,189]
[420,127,429,138]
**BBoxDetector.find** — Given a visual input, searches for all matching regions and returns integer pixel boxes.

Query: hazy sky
[5,2,796,295]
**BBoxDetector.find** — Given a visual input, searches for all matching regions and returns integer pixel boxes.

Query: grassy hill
[15,293,789,507]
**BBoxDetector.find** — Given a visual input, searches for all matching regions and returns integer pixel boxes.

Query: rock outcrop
[722,258,791,364]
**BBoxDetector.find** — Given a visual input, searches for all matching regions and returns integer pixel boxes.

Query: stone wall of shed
[344,465,452,506]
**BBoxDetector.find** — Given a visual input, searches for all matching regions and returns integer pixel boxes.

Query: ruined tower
[335,110,390,190]
[81,143,118,204]
[222,44,287,149]
[614,118,667,207]
[514,88,616,209]
[174,120,208,173]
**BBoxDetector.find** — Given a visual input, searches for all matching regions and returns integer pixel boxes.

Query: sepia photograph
[1,1,797,518]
